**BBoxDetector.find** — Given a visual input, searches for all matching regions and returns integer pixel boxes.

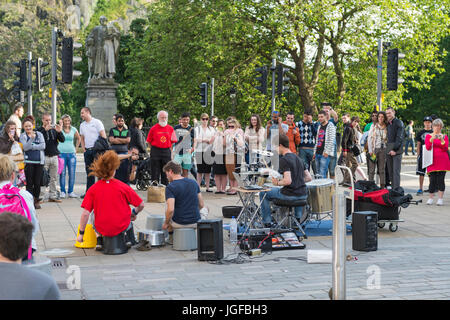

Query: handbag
[147,180,166,203]
[58,156,64,175]
[40,168,50,187]
[350,144,361,157]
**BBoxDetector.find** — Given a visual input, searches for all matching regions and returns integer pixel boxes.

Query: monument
[85,16,120,132]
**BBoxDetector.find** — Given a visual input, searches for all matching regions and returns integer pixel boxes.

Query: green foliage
[400,35,450,125]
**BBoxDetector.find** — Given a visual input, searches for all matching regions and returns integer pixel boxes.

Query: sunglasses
[202,118,209,120]
[228,125,235,128]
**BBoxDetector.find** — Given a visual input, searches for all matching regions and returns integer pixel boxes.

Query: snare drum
[306,179,335,214]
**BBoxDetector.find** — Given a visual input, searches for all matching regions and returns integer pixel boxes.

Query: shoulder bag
[147,180,166,203]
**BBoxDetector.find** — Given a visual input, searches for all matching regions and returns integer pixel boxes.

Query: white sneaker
[437,198,444,206]
[426,198,434,205]
[69,192,79,198]
[60,192,66,199]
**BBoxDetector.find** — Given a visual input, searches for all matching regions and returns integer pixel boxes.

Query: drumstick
[261,157,269,169]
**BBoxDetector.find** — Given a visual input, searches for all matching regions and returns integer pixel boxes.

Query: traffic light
[255,66,268,94]
[199,82,208,107]
[36,58,50,92]
[386,48,405,91]
[276,64,290,96]
[61,37,73,83]
[12,59,27,91]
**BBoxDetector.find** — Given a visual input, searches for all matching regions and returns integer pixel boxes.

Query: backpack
[0,184,32,259]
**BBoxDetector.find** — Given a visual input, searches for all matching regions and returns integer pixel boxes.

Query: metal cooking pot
[145,214,164,231]
[306,179,335,214]
[137,230,165,246]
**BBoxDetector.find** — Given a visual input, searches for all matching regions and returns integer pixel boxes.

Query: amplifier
[238,233,272,253]
[197,219,223,261]
[352,211,378,252]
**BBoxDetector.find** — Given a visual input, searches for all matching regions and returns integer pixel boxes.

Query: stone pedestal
[85,79,118,132]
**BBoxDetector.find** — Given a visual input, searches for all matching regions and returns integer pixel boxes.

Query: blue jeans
[59,153,76,194]
[299,148,315,172]
[404,138,415,155]
[315,154,330,179]
[259,187,308,224]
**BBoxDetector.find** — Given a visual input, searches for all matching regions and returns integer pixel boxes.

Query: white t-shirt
[80,117,105,149]
[194,126,216,152]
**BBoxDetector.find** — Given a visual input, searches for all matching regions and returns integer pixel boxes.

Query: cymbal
[251,149,273,157]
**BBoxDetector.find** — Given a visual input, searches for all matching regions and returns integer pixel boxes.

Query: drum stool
[273,198,308,239]
[173,228,197,251]
[102,233,129,255]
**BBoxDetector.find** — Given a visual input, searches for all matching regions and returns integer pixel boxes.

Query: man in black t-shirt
[260,133,312,227]
[109,114,131,183]
[415,116,433,195]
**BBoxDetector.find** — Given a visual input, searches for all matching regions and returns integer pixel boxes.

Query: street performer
[259,133,312,227]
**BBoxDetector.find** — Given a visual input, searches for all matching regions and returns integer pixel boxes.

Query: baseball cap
[272,110,280,115]
[423,116,433,122]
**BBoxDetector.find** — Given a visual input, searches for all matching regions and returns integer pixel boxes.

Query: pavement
[30,154,450,300]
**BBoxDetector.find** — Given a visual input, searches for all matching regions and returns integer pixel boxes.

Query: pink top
[425,134,450,173]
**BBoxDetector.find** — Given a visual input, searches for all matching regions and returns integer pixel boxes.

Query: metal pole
[332,192,347,300]
[377,39,383,112]
[51,27,58,125]
[211,78,214,117]
[27,51,33,116]
[271,58,276,112]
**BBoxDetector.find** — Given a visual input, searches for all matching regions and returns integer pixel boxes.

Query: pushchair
[348,180,421,232]
[132,156,152,191]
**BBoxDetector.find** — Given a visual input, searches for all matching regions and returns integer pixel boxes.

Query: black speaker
[352,211,378,252]
[197,219,224,261]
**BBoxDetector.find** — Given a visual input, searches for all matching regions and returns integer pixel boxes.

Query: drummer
[259,133,312,227]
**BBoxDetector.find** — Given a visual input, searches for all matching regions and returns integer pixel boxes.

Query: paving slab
[27,157,450,300]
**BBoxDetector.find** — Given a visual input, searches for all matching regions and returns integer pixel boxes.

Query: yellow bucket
[75,224,97,248]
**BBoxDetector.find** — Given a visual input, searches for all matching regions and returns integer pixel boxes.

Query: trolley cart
[349,180,422,232]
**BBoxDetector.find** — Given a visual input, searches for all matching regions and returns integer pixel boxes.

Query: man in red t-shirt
[146,110,177,185]
[76,151,145,251]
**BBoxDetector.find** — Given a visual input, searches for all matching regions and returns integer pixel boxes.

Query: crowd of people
[0,101,448,300]
[0,102,448,208]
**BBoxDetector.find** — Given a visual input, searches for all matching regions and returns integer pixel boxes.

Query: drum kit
[235,149,336,232]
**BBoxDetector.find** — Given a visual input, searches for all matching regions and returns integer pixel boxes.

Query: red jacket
[283,121,301,153]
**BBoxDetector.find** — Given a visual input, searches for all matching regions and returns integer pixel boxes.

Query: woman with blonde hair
[77,150,145,251]
[58,114,81,198]
[193,113,216,192]
[224,118,245,195]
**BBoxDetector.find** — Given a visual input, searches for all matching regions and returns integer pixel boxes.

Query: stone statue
[85,16,120,82]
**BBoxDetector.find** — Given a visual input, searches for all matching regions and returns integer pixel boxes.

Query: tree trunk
[331,42,346,106]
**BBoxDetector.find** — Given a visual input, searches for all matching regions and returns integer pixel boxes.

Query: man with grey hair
[146,110,177,185]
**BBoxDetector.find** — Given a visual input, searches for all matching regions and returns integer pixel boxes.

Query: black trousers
[25,163,43,199]
[429,171,446,193]
[84,149,97,193]
[114,152,130,184]
[150,146,171,186]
